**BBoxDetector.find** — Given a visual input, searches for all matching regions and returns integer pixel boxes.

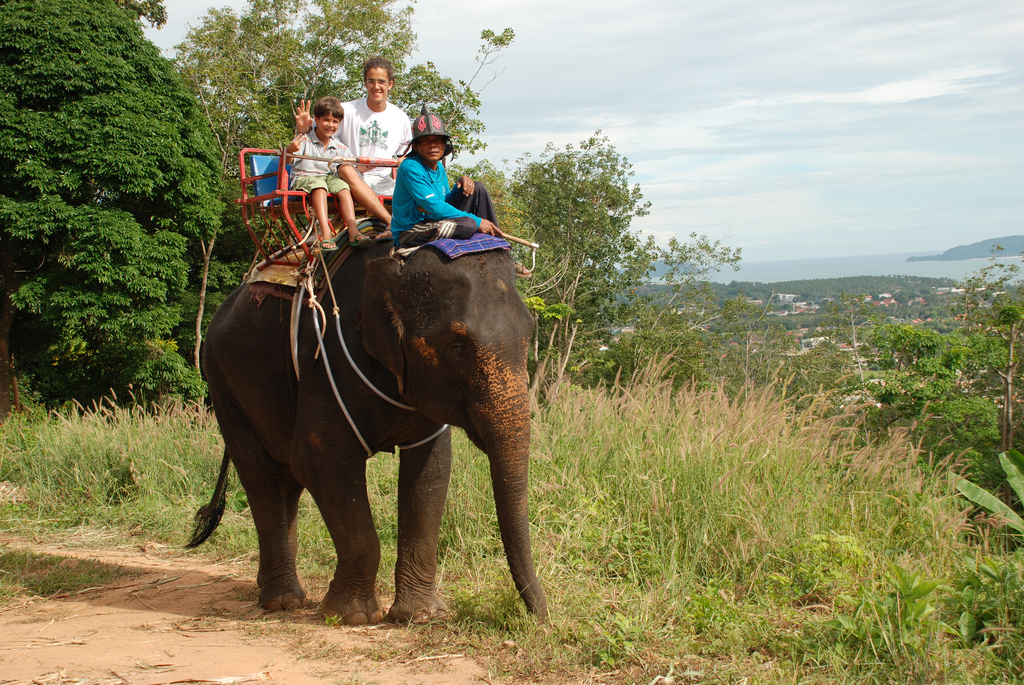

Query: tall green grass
[1,384,1020,684]
[0,400,225,535]
[431,381,997,683]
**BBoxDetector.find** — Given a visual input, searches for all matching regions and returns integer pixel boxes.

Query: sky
[145,0,1023,263]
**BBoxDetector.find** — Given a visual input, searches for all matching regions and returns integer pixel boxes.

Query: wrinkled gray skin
[199,242,547,624]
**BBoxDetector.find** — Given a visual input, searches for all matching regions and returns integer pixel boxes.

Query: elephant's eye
[446,341,466,361]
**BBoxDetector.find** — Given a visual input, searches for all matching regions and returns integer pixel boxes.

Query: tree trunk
[531,311,539,365]
[999,322,1019,452]
[528,323,559,399]
[553,319,580,387]
[11,369,20,413]
[1003,380,1013,452]
[528,353,548,399]
[1000,366,1015,452]
[0,232,19,422]
[193,232,217,370]
[1008,324,1018,452]
[851,313,865,383]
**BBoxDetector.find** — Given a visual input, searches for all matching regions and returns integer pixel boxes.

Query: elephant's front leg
[389,430,452,622]
[302,455,384,625]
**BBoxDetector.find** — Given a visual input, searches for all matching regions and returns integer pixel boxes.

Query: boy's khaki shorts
[291,174,349,194]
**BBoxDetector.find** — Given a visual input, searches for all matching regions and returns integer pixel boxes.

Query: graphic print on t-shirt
[359,120,389,150]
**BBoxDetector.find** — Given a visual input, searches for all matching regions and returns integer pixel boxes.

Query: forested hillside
[713,274,957,301]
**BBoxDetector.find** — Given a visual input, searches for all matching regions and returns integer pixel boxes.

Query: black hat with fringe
[409,104,454,157]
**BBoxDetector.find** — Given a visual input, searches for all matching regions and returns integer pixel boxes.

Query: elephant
[188,240,548,625]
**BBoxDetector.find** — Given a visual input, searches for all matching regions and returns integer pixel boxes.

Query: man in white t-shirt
[296,57,408,229]
[337,56,412,197]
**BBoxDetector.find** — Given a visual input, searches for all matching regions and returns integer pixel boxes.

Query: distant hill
[907,235,1024,262]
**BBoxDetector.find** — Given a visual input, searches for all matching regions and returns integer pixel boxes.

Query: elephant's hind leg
[389,431,452,623]
[235,454,308,611]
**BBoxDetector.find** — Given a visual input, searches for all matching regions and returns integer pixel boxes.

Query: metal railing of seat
[237,147,316,268]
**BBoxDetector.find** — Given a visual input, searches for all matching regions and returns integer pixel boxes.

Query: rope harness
[297,246,449,456]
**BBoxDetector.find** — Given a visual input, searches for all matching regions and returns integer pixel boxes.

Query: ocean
[714,252,1019,284]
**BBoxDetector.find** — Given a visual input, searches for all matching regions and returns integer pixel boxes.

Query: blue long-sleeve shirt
[392,154,480,244]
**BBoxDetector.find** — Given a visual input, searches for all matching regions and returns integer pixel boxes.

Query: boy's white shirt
[291,130,350,178]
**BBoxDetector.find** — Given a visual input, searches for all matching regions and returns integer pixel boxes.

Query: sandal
[515,262,532,279]
[319,239,337,250]
[350,234,373,249]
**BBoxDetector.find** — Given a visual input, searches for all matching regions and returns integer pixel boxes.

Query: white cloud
[735,67,1007,107]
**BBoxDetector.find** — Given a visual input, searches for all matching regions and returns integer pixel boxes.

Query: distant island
[907,235,1024,262]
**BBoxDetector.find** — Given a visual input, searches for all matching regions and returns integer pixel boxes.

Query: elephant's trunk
[485,420,548,619]
[470,349,548,619]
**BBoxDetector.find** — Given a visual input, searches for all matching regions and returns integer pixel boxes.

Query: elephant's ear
[361,256,407,392]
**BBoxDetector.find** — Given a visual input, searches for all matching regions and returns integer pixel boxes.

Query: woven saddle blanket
[395,233,510,260]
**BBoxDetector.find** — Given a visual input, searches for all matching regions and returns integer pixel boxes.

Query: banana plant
[952,450,1024,535]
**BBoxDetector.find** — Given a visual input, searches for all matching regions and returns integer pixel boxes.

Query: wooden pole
[501,233,540,249]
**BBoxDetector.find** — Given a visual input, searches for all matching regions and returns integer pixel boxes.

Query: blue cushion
[249,155,293,205]
[250,155,277,197]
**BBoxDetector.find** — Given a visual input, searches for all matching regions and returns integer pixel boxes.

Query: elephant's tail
[185,450,231,549]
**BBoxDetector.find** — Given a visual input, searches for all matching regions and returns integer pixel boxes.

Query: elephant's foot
[388,593,448,623]
[321,582,384,625]
[258,583,306,611]
[256,570,306,611]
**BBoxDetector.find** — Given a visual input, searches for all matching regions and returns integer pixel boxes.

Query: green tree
[511,133,655,393]
[175,0,509,169]
[396,28,516,157]
[867,323,1003,483]
[585,233,741,389]
[783,341,852,402]
[657,234,741,330]
[708,297,798,393]
[872,324,968,415]
[0,0,223,417]
[115,0,167,27]
[819,292,882,383]
[448,158,521,230]
[954,259,1024,453]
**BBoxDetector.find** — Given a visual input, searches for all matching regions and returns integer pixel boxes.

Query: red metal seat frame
[237,147,317,267]
[237,147,397,270]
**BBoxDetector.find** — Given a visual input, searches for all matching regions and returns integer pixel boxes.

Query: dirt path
[0,537,494,685]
